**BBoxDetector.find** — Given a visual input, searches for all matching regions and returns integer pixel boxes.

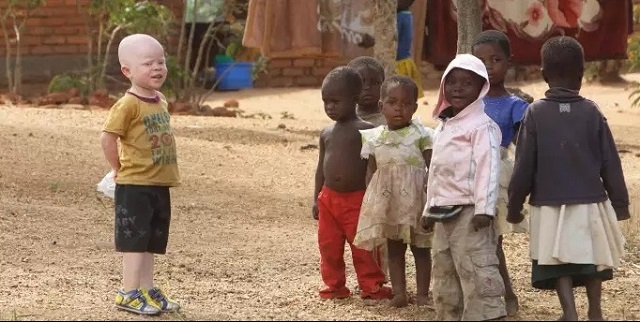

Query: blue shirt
[397,11,413,60]
[483,95,529,147]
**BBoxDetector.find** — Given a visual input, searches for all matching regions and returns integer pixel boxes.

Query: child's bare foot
[505,295,519,316]
[389,293,409,308]
[416,294,434,309]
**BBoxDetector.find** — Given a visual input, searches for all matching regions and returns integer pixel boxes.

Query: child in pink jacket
[421,54,506,321]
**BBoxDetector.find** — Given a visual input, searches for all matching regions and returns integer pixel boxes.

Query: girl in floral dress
[353,75,434,308]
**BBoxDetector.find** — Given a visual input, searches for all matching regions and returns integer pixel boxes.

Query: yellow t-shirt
[103,92,180,187]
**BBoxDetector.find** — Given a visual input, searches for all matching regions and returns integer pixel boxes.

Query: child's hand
[507,212,524,224]
[312,203,319,220]
[471,214,492,231]
[420,216,435,232]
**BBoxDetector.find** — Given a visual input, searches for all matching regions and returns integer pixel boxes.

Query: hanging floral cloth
[427,0,632,66]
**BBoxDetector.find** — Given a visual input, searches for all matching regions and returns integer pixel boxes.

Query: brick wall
[0,0,88,56]
[0,0,184,91]
[254,57,349,88]
[0,0,183,56]
[253,57,444,88]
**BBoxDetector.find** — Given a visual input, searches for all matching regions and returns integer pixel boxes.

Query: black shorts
[114,184,171,254]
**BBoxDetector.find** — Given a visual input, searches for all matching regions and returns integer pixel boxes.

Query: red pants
[317,186,388,299]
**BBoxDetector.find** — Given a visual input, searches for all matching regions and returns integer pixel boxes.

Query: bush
[48,74,90,96]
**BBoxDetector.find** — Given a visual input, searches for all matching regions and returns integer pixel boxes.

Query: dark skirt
[531,260,614,290]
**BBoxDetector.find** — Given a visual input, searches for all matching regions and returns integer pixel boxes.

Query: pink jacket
[425,54,502,217]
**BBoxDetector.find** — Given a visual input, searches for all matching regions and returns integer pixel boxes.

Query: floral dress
[353,119,434,250]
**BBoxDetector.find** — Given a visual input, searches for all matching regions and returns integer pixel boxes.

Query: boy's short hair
[347,56,385,80]
[472,30,511,57]
[323,66,363,97]
[381,75,418,101]
[541,36,585,80]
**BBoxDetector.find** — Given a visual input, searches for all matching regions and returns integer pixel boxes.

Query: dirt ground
[0,78,639,321]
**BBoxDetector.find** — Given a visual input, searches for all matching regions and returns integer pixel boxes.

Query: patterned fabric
[427,0,631,66]
[354,119,434,250]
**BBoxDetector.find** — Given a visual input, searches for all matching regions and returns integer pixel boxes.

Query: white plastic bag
[97,170,116,199]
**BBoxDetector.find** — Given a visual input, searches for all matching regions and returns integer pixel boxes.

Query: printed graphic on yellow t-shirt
[103,93,180,187]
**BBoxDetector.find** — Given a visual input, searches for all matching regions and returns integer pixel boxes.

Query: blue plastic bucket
[214,62,253,90]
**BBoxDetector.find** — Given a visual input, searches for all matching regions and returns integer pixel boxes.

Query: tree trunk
[455,0,483,54]
[13,16,27,95]
[182,0,199,100]
[99,25,122,89]
[0,16,13,93]
[13,26,21,94]
[189,21,217,105]
[78,0,94,92]
[174,0,187,100]
[176,0,187,66]
[373,0,398,77]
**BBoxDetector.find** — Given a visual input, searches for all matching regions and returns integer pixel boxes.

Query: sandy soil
[0,78,639,321]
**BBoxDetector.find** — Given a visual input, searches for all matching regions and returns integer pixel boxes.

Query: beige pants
[431,206,506,321]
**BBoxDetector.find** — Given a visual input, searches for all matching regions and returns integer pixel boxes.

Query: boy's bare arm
[100,132,121,171]
[365,156,377,187]
[312,131,326,220]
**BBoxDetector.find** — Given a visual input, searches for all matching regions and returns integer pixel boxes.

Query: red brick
[53,45,77,54]
[253,77,269,88]
[22,37,45,46]
[315,60,324,67]
[324,58,348,68]
[268,68,282,77]
[312,66,334,77]
[294,76,320,87]
[268,58,292,69]
[282,67,304,77]
[66,0,89,5]
[29,27,54,36]
[55,26,81,35]
[66,35,89,45]
[43,36,66,45]
[293,58,315,67]
[46,0,68,6]
[26,18,46,27]
[30,45,54,55]
[269,76,294,87]
[45,18,68,27]
[44,7,79,16]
